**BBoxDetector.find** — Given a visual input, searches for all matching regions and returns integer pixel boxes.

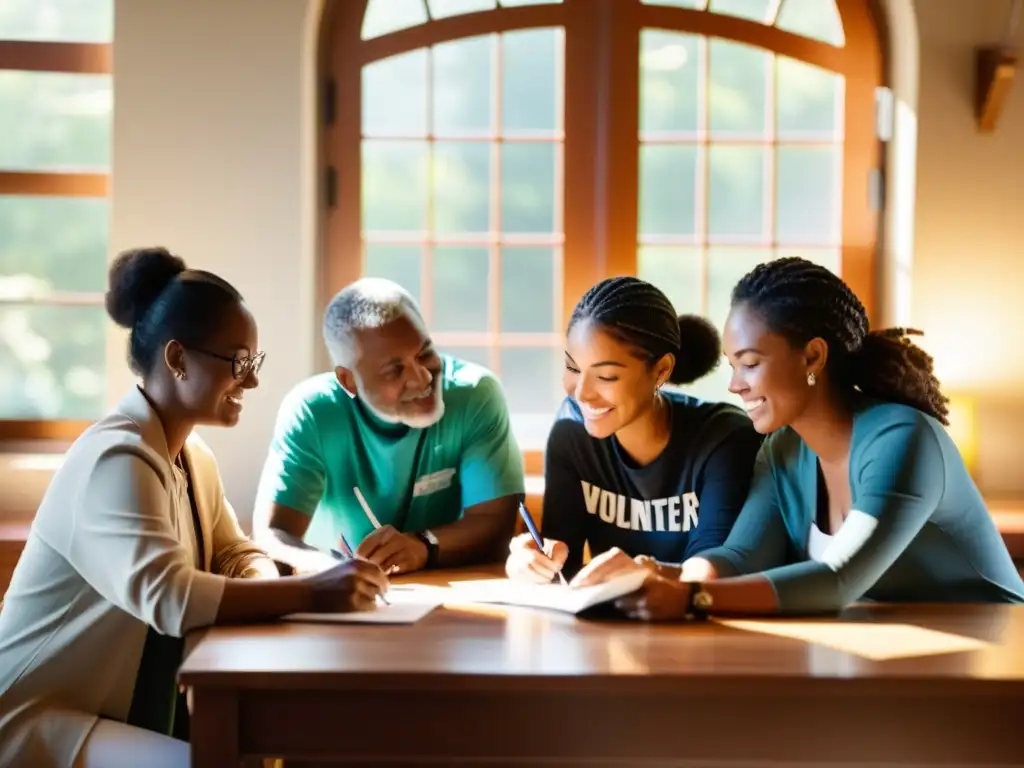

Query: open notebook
[447,570,648,615]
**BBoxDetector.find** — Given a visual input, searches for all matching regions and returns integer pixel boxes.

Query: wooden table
[179,567,1024,767]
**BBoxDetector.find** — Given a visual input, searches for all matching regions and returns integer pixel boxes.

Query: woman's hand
[615,576,691,621]
[303,558,389,612]
[570,547,657,587]
[505,533,569,584]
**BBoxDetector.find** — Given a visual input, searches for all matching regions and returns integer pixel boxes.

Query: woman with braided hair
[574,257,1024,618]
[506,276,762,583]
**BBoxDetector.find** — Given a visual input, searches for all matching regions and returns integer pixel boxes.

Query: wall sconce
[946,395,979,479]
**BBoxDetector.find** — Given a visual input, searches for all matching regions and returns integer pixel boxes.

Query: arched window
[322,0,881,463]
[0,0,113,441]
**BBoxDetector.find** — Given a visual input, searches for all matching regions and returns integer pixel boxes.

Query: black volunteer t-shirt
[542,391,763,576]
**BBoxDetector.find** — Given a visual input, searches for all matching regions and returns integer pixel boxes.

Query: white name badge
[412,467,457,498]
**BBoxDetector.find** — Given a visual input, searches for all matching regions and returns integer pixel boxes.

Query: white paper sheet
[282,586,444,625]
[447,570,648,615]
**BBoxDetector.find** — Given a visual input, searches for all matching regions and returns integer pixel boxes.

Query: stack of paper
[282,585,446,624]
[447,570,648,615]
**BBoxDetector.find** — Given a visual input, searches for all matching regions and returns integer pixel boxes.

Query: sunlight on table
[717,619,991,661]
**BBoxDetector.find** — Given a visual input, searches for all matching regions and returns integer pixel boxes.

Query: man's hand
[356,525,428,574]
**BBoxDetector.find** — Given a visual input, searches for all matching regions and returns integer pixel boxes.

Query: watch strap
[683,581,710,621]
[415,530,439,568]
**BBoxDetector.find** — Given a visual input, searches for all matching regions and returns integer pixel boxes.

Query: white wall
[106,0,323,525]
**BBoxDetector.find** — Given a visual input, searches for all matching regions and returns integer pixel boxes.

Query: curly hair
[106,246,243,376]
[731,257,949,425]
[568,276,720,386]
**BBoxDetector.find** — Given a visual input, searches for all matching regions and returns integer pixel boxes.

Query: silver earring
[806,372,816,387]
[175,369,187,381]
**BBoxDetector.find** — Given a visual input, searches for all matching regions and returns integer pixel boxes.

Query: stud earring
[806,372,816,387]
[175,369,187,381]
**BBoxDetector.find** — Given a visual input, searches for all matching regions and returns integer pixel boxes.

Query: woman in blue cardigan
[574,257,1024,619]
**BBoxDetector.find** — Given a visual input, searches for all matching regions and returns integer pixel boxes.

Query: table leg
[190,687,239,768]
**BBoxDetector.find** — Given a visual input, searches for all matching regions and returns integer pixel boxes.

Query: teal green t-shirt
[699,399,1024,613]
[256,356,525,551]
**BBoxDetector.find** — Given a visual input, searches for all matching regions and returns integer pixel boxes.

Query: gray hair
[322,277,423,367]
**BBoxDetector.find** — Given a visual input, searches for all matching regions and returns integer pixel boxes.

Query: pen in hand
[517,499,569,587]
[331,534,390,605]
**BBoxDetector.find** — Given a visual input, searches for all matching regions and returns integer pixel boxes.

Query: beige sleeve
[70,445,226,637]
[210,491,280,579]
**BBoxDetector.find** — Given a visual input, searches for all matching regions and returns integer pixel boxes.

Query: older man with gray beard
[253,277,524,576]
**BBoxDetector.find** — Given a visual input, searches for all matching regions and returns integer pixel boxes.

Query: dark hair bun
[105,247,186,329]
[669,314,721,385]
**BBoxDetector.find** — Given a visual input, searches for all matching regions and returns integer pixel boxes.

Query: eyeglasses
[192,348,266,380]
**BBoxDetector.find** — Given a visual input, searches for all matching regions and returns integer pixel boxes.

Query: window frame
[0,38,112,442]
[322,0,883,470]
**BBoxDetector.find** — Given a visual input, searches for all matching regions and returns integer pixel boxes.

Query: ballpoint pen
[517,498,569,587]
[331,533,390,605]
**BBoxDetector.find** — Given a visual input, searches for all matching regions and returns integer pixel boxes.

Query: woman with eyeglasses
[0,247,388,768]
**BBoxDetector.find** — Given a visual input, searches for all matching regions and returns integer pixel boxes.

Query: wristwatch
[415,529,439,568]
[683,581,713,621]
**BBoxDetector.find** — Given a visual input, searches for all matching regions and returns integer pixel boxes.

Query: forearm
[214,575,314,624]
[257,527,336,574]
[699,574,781,615]
[432,508,515,568]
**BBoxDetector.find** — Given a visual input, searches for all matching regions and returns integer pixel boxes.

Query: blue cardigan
[698,400,1024,613]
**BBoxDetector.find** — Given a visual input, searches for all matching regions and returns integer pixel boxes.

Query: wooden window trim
[321,0,883,473]
[0,40,112,442]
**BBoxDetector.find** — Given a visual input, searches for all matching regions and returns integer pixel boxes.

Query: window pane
[433,141,491,234]
[678,359,732,405]
[708,145,765,240]
[362,140,429,232]
[433,36,494,137]
[708,39,769,135]
[362,0,428,40]
[364,244,423,303]
[0,197,108,295]
[362,50,427,137]
[0,0,113,42]
[432,246,489,331]
[776,56,843,139]
[775,145,841,245]
[501,28,561,134]
[708,0,773,23]
[640,31,700,134]
[776,0,845,46]
[500,246,556,333]
[638,246,702,317]
[500,346,563,448]
[428,0,497,18]
[0,71,112,172]
[706,247,768,329]
[500,142,556,233]
[441,346,493,370]
[638,144,698,237]
[0,304,106,419]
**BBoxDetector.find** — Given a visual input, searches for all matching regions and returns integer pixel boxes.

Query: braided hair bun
[731,257,949,424]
